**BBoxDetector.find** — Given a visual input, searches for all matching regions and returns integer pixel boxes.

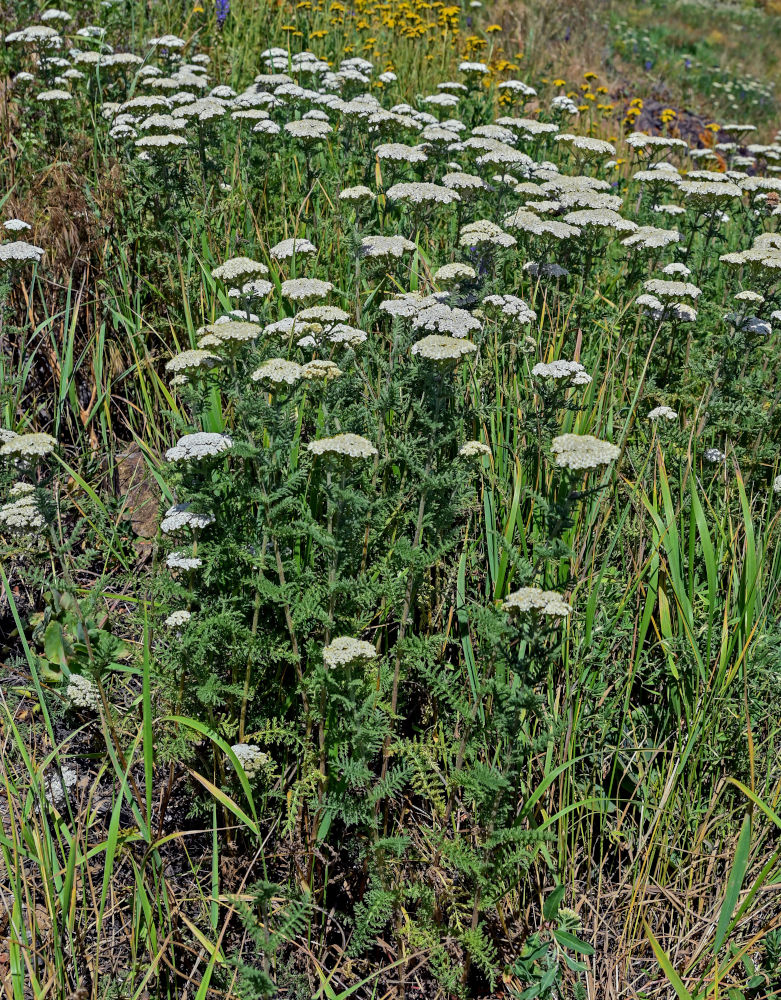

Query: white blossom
[411,334,477,364]
[307,434,378,460]
[165,432,233,462]
[212,257,268,282]
[648,405,678,421]
[280,277,333,302]
[251,358,305,386]
[551,433,620,470]
[160,504,214,534]
[459,440,491,459]
[165,609,192,626]
[67,674,101,712]
[0,241,44,265]
[503,587,572,618]
[532,359,591,385]
[269,237,317,260]
[360,235,415,259]
[323,636,377,669]
[0,432,56,458]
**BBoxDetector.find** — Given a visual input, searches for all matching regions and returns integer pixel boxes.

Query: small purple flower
[216,0,230,27]
[466,15,472,26]
[684,58,692,69]
[644,59,653,70]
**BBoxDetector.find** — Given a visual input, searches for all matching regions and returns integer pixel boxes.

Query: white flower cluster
[503,587,572,618]
[385,182,460,206]
[556,134,616,158]
[0,432,57,458]
[551,433,620,470]
[323,636,377,669]
[622,226,680,250]
[269,237,317,260]
[67,674,102,712]
[503,209,580,241]
[280,277,333,302]
[165,609,192,627]
[252,358,305,386]
[165,432,233,462]
[360,235,416,259]
[307,434,378,460]
[460,219,517,248]
[0,483,44,533]
[411,334,477,364]
[482,294,537,324]
[160,503,215,534]
[648,405,678,422]
[532,360,592,386]
[433,262,476,285]
[340,185,375,203]
[375,142,428,163]
[0,240,45,265]
[284,118,332,140]
[412,302,481,338]
[562,209,637,233]
[165,349,221,374]
[197,320,262,348]
[229,743,269,777]
[459,440,491,459]
[166,551,203,570]
[212,257,267,282]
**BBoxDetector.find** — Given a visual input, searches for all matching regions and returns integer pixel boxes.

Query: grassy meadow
[1,0,781,997]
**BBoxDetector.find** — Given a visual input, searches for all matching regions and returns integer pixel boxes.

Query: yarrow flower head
[551,433,620,470]
[66,674,101,713]
[160,503,215,534]
[648,405,678,422]
[385,182,460,206]
[412,303,481,337]
[0,483,44,533]
[433,262,476,286]
[0,432,56,459]
[251,358,305,386]
[302,359,343,381]
[284,119,332,140]
[532,359,592,386]
[360,235,416,259]
[165,349,221,374]
[280,277,333,303]
[459,440,491,459]
[375,142,428,163]
[643,278,702,300]
[503,586,572,618]
[165,609,192,626]
[166,551,203,570]
[269,237,317,261]
[229,743,268,777]
[482,294,537,324]
[307,434,378,461]
[459,219,517,248]
[197,320,262,348]
[411,334,477,365]
[323,636,377,669]
[340,185,375,203]
[165,432,233,462]
[212,257,268,282]
[0,241,45,265]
